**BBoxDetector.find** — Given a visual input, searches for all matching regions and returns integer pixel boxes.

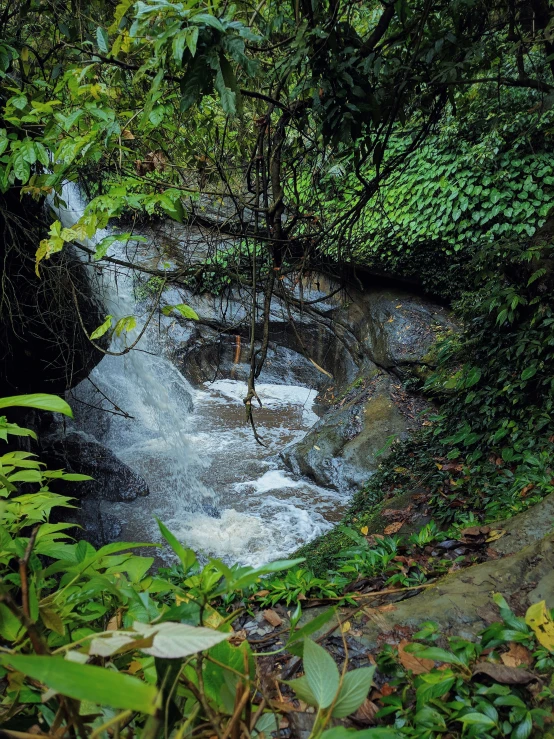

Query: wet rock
[41,431,149,502]
[281,375,408,490]
[358,289,454,373]
[40,430,150,547]
[490,492,554,556]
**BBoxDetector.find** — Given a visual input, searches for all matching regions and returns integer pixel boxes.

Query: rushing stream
[55,184,347,565]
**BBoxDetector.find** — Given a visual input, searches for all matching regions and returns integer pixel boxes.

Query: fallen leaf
[486,529,506,543]
[127,660,142,675]
[360,525,369,535]
[384,521,404,535]
[397,640,434,675]
[461,525,490,537]
[382,506,412,520]
[263,609,283,628]
[229,629,247,645]
[340,621,351,634]
[472,662,538,685]
[254,589,270,598]
[106,611,122,631]
[501,643,533,668]
[353,698,379,725]
[525,600,554,651]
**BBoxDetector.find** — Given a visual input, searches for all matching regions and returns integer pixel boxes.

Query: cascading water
[54,183,345,565]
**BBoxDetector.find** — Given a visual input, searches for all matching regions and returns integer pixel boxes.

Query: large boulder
[358,289,455,372]
[41,431,149,502]
[281,373,411,490]
[40,430,149,547]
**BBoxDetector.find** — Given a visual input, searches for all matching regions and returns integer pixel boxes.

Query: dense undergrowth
[1,394,554,739]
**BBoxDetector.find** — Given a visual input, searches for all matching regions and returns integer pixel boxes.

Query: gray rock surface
[491,492,554,556]
[281,374,410,489]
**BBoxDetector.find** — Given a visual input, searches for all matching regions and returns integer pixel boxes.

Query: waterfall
[53,183,213,513]
[51,183,343,565]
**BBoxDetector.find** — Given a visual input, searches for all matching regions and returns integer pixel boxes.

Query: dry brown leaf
[263,609,283,628]
[106,611,122,631]
[353,698,379,725]
[255,589,269,598]
[472,662,538,685]
[398,639,434,675]
[127,660,142,675]
[384,521,404,535]
[501,643,533,668]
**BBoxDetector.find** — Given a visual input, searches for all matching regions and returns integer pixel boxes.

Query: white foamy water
[54,183,348,566]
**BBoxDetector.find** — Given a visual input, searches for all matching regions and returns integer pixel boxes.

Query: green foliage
[372,597,554,739]
[1,395,554,739]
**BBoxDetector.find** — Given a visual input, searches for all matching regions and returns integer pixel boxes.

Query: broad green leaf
[253,713,280,737]
[230,557,305,591]
[0,654,158,714]
[0,394,73,417]
[459,712,496,728]
[96,26,109,54]
[320,728,400,739]
[303,638,340,709]
[20,138,37,164]
[172,32,187,64]
[287,607,336,655]
[114,315,137,336]
[521,366,537,381]
[90,315,113,340]
[13,152,30,182]
[190,13,225,31]
[132,620,229,658]
[7,470,42,483]
[161,304,199,320]
[286,675,317,707]
[157,518,197,571]
[332,666,375,718]
[405,644,467,667]
[512,713,533,739]
[187,27,199,56]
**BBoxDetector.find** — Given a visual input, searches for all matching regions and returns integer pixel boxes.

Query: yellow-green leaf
[525,601,554,652]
